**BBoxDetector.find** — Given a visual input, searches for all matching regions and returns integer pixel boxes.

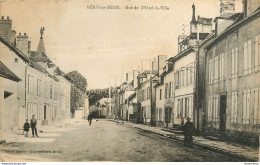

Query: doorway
[220,94,227,132]
[44,105,47,120]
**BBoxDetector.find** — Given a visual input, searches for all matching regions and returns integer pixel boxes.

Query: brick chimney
[158,55,167,76]
[10,30,16,44]
[220,0,235,14]
[16,32,29,56]
[0,16,12,43]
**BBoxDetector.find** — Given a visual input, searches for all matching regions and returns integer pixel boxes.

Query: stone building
[0,16,71,130]
[204,0,260,144]
[136,69,158,126]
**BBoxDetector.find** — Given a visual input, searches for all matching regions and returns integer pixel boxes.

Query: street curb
[120,121,257,162]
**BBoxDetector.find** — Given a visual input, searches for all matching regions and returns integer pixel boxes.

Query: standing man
[88,113,93,126]
[183,117,194,147]
[31,115,39,137]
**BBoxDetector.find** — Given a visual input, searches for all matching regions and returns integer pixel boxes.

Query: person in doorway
[183,117,195,147]
[30,115,39,137]
[88,113,93,126]
[23,119,30,137]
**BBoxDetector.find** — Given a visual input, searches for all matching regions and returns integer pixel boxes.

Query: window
[186,66,189,85]
[214,56,219,83]
[37,79,42,97]
[37,105,41,120]
[254,35,260,71]
[44,82,48,98]
[185,98,189,118]
[165,83,168,99]
[231,48,239,78]
[181,69,185,86]
[54,86,57,100]
[208,96,212,121]
[253,88,260,124]
[159,108,163,121]
[219,53,224,81]
[50,84,53,99]
[159,89,162,100]
[147,87,150,100]
[190,63,193,84]
[169,82,172,98]
[208,94,219,122]
[244,39,252,75]
[231,91,238,123]
[208,59,212,84]
[243,89,251,124]
[178,99,183,118]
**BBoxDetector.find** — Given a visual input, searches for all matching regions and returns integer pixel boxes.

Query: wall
[174,51,196,126]
[0,42,27,129]
[26,66,59,126]
[164,70,175,128]
[0,77,19,132]
[155,84,165,127]
[205,16,260,134]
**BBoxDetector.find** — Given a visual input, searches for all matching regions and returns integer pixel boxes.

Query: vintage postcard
[0,0,259,163]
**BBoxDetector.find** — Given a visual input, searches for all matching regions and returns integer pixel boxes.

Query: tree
[66,71,87,92]
[66,71,87,118]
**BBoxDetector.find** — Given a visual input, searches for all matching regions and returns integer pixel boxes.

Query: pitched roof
[0,37,59,82]
[205,9,259,50]
[197,16,212,25]
[125,92,136,103]
[213,13,241,22]
[168,47,195,63]
[0,61,21,82]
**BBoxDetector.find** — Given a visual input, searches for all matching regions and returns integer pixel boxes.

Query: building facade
[204,2,260,144]
[0,16,71,131]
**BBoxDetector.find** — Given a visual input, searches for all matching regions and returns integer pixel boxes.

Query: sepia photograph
[0,0,259,163]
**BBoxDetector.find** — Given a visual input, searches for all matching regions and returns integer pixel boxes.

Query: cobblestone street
[0,119,243,162]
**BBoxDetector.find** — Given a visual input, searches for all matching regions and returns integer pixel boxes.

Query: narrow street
[0,119,241,162]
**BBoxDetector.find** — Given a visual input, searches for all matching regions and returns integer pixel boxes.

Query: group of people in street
[23,115,39,137]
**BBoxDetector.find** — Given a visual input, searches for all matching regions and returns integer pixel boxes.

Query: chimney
[133,70,138,89]
[158,55,167,76]
[0,16,12,43]
[220,0,235,14]
[28,41,31,55]
[152,59,158,72]
[10,30,16,45]
[16,33,29,56]
[126,73,128,82]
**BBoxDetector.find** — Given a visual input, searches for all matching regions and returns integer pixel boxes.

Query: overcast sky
[0,0,242,89]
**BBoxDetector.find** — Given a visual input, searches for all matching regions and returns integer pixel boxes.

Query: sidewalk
[112,119,259,162]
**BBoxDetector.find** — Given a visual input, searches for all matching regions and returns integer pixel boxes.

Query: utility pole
[127,72,129,121]
[149,59,153,126]
[109,81,111,118]
[195,22,200,133]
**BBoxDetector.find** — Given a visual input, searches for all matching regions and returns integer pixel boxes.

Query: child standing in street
[23,119,30,137]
